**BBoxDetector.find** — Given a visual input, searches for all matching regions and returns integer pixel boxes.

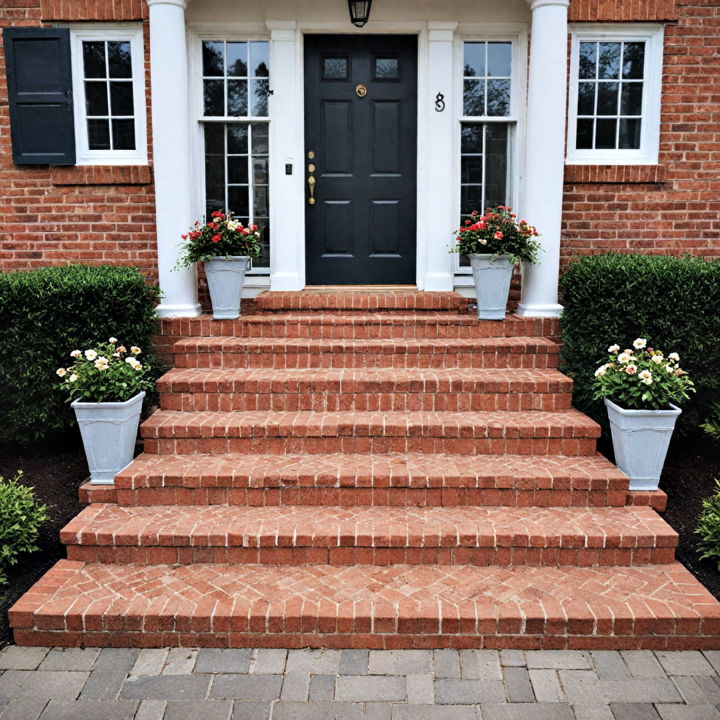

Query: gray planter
[468,253,515,320]
[204,256,250,320]
[72,391,145,485]
[605,398,682,491]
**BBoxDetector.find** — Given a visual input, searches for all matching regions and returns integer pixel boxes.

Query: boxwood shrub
[0,265,160,446]
[560,253,720,436]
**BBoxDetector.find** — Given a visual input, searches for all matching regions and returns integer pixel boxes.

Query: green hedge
[560,254,720,436]
[0,265,160,446]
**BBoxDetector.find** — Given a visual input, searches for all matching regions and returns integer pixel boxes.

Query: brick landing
[11,291,720,649]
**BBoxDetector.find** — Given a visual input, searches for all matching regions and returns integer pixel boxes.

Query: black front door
[304,35,417,285]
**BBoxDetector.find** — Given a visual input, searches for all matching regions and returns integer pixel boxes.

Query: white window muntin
[567,24,663,165]
[69,25,147,166]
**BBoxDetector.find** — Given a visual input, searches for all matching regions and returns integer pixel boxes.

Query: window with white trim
[70,26,147,165]
[458,40,517,267]
[567,25,663,165]
[201,40,270,268]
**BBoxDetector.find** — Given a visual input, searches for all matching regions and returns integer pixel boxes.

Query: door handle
[307,174,316,205]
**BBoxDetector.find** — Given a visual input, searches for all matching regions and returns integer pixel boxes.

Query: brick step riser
[65,545,676,567]
[142,436,598,456]
[14,628,720,652]
[116,487,628,508]
[158,391,572,413]
[173,352,558,370]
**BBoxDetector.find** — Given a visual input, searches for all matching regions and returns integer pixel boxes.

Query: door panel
[304,35,417,285]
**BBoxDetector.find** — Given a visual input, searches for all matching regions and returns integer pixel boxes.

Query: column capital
[528,0,569,10]
[267,21,297,42]
[146,0,187,9]
[427,22,457,43]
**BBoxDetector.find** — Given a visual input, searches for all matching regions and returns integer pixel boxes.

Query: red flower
[211,211,224,218]
[212,234,221,243]
[241,228,250,236]
[250,224,258,231]
[494,231,504,240]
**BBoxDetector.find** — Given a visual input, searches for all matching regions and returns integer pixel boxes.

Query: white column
[268,22,305,291]
[517,0,569,318]
[419,22,457,292]
[147,0,200,317]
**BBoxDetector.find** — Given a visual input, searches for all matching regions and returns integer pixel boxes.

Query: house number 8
[435,92,446,112]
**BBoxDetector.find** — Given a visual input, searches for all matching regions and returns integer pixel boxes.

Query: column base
[155,302,202,319]
[420,272,455,292]
[270,272,304,291]
[516,301,564,318]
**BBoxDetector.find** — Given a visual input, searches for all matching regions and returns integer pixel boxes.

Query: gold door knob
[307,175,316,205]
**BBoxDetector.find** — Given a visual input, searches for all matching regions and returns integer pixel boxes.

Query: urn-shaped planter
[204,256,250,320]
[72,391,145,485]
[468,253,515,320]
[605,398,681,491]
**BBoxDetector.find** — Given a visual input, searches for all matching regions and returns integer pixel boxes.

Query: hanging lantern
[348,0,372,27]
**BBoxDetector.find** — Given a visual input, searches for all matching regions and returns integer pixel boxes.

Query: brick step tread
[62,503,677,552]
[141,409,600,440]
[158,367,574,393]
[255,290,469,312]
[11,560,720,649]
[160,313,560,339]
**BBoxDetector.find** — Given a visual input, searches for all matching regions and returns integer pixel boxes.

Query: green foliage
[58,340,154,403]
[697,479,720,571]
[0,265,160,445]
[701,405,720,442]
[0,473,48,585]
[560,254,720,436]
[450,206,542,264]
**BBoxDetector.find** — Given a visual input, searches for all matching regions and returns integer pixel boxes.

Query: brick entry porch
[9,291,720,649]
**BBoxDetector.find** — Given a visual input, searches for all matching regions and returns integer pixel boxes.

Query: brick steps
[158,367,574,412]
[173,336,560,369]
[12,559,720,650]
[255,290,469,312]
[62,504,677,566]
[115,452,629,507]
[160,313,560,339]
[140,409,601,456]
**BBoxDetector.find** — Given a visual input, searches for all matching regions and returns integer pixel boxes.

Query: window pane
[227,80,248,116]
[110,81,134,116]
[485,124,508,207]
[256,220,270,267]
[577,82,596,116]
[622,42,645,79]
[85,82,108,116]
[204,126,225,210]
[251,123,269,154]
[108,41,132,78]
[254,185,269,217]
[598,42,621,79]
[576,118,594,149]
[620,83,643,116]
[111,119,135,149]
[227,42,248,76]
[619,118,642,149]
[228,156,249,184]
[463,79,485,116]
[250,41,269,77]
[597,82,619,115]
[250,79,269,116]
[253,156,269,184]
[323,57,348,79]
[461,124,484,154]
[487,43,511,77]
[461,156,483,184]
[203,41,224,76]
[205,123,225,154]
[204,79,224,116]
[375,57,399,79]
[595,118,617,149]
[464,42,486,77]
[579,42,597,79]
[461,185,484,215]
[228,185,250,217]
[227,125,249,154]
[83,41,106,79]
[87,119,110,149]
[487,79,510,116]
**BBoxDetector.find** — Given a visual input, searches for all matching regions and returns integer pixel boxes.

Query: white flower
[665,364,674,374]
[608,344,620,354]
[639,369,652,381]
[112,352,120,358]
[594,364,609,378]
[84,349,97,361]
[94,357,109,370]
[109,337,117,344]
[68,373,78,382]
[130,346,142,355]
[651,354,664,364]
[633,338,647,350]
[125,357,142,370]
[668,352,680,362]
[625,364,638,375]
[617,352,632,364]
[70,350,81,358]
[56,367,67,377]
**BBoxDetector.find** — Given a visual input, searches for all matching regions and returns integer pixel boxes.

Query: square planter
[468,253,514,320]
[204,256,250,320]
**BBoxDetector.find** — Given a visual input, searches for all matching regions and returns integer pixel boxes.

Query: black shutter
[3,27,76,165]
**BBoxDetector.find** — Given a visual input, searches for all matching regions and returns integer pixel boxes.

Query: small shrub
[0,265,160,445]
[0,473,48,585]
[697,480,720,570]
[701,405,720,442]
[560,254,720,436]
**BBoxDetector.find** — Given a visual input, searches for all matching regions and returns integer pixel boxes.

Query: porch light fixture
[348,0,372,27]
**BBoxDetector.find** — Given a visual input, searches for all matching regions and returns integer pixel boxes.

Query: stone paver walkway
[1,647,720,719]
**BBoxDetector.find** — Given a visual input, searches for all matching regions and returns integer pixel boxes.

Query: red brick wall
[0,1,157,278]
[561,0,720,264]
